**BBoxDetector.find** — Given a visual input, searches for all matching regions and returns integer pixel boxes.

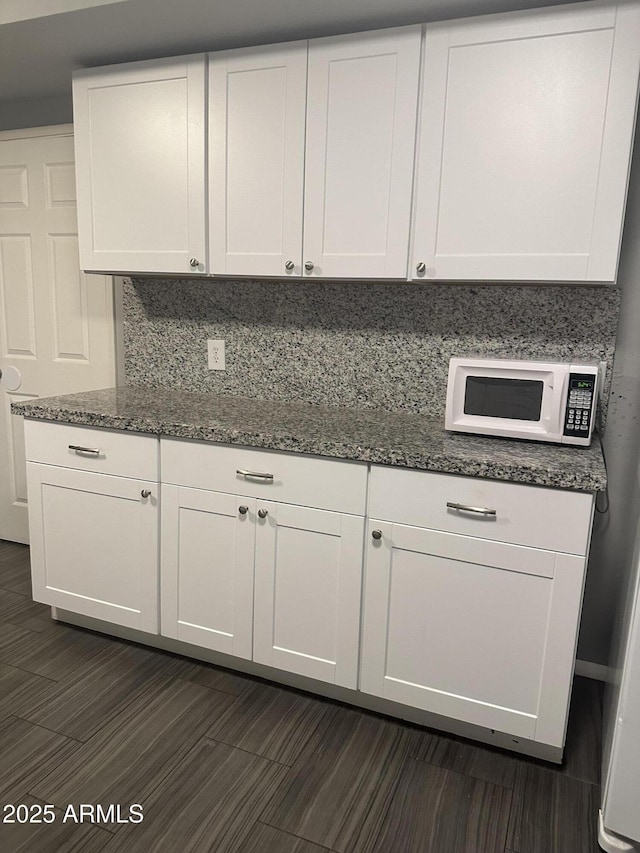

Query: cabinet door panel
[73,55,206,274]
[27,463,158,633]
[304,26,421,278]
[361,521,586,742]
[253,502,364,687]
[412,3,640,281]
[161,485,255,658]
[209,42,307,276]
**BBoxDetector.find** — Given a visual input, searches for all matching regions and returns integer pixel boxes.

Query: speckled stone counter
[11,386,607,492]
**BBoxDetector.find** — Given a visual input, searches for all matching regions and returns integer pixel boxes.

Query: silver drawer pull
[69,445,100,456]
[236,469,274,481]
[446,501,497,518]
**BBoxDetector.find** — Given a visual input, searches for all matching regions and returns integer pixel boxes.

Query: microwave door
[453,367,564,440]
[464,375,544,422]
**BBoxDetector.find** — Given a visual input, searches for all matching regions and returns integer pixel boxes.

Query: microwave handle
[543,367,570,434]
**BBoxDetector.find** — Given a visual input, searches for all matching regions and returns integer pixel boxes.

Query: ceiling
[0,0,586,113]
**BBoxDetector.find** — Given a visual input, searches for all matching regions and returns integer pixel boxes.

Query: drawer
[369,465,594,555]
[161,438,367,515]
[24,420,158,481]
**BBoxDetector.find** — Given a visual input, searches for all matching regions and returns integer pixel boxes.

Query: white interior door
[0,125,116,544]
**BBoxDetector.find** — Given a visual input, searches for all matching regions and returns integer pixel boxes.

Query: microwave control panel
[563,374,596,437]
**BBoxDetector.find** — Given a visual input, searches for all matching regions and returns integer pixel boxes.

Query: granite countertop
[11,386,607,492]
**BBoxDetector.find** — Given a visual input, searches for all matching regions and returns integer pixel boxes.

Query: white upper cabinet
[72,1,640,282]
[411,1,640,282]
[209,26,421,279]
[303,27,421,279]
[209,42,307,277]
[73,55,206,274]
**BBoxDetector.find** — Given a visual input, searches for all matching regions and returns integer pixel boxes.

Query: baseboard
[575,658,609,681]
[598,810,639,852]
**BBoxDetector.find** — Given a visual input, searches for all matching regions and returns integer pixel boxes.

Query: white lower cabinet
[360,465,594,748]
[160,438,368,688]
[23,419,597,755]
[26,428,160,633]
[253,501,364,687]
[160,486,255,658]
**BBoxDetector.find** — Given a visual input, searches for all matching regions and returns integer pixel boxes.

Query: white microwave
[445,357,601,446]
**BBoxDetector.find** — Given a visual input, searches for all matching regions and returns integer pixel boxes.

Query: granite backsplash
[123,278,620,421]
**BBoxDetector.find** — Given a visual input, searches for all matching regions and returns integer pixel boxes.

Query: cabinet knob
[304,261,314,272]
[141,489,151,499]
[416,262,426,274]
[371,529,382,540]
[238,505,248,515]
[258,508,268,519]
[189,258,199,268]
[285,260,295,271]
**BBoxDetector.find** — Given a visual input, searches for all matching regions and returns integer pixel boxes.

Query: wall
[0,95,72,132]
[123,278,619,420]
[585,128,640,667]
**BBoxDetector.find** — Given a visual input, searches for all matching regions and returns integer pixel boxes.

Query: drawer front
[24,420,158,481]
[369,465,593,555]
[161,438,367,515]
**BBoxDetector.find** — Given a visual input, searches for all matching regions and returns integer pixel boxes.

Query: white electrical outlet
[207,339,226,370]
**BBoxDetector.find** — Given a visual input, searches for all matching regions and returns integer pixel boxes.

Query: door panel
[253,501,364,687]
[303,26,421,278]
[411,3,640,281]
[27,462,158,633]
[0,235,36,356]
[361,520,565,738]
[73,56,206,273]
[0,127,116,543]
[209,42,307,277]
[161,485,255,659]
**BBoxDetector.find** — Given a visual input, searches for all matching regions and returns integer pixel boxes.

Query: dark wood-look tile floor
[0,540,604,852]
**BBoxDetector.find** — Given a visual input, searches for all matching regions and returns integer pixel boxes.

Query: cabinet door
[209,42,307,277]
[303,26,421,279]
[27,463,158,633]
[253,502,364,687]
[411,2,640,282]
[161,486,255,658]
[360,521,586,745]
[73,55,206,274]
